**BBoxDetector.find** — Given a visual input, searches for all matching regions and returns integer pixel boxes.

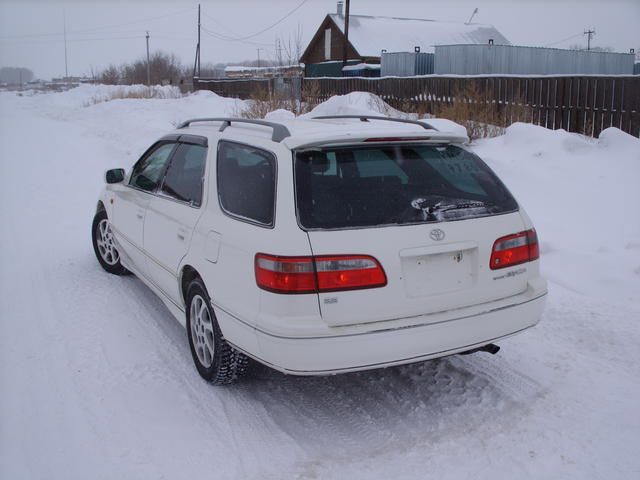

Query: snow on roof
[341,63,380,71]
[329,14,510,56]
[224,64,300,73]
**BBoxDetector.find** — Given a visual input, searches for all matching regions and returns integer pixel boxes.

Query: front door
[111,141,176,275]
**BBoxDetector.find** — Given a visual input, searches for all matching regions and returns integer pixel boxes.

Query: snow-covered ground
[1,85,639,480]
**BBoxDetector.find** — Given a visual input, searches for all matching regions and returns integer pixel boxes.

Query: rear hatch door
[296,143,529,327]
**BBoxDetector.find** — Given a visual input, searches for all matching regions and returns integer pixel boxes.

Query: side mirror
[105,168,125,184]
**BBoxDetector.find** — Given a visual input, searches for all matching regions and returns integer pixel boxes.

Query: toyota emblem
[430,229,445,241]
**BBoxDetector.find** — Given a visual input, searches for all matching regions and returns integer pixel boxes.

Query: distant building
[300,2,509,77]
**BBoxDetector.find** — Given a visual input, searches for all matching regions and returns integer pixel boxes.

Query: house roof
[328,14,510,57]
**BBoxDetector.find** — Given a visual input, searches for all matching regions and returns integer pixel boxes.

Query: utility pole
[584,28,595,51]
[342,0,350,70]
[146,31,151,86]
[276,39,283,66]
[193,4,201,79]
[257,48,263,68]
[63,13,68,78]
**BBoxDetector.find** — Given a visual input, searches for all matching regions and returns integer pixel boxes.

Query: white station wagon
[92,115,547,384]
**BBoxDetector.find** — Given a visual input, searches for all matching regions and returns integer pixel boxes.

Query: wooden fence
[194,75,640,138]
[194,78,271,99]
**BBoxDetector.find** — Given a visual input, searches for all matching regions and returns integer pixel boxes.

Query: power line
[1,35,146,45]
[543,32,584,48]
[201,0,309,41]
[0,6,196,40]
[200,24,273,47]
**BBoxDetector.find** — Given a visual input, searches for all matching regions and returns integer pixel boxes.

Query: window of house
[324,28,332,60]
[129,142,176,192]
[217,141,276,226]
[160,143,207,206]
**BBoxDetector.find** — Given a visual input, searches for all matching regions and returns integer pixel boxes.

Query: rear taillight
[255,253,387,294]
[490,229,539,270]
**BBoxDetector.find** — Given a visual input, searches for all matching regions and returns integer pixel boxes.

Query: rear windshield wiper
[410,198,487,221]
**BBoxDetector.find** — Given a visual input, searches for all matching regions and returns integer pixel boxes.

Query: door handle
[177,228,187,241]
[177,233,185,241]
[136,213,144,220]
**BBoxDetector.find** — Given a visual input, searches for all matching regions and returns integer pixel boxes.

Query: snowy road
[1,88,639,480]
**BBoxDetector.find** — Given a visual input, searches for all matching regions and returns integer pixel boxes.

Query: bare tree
[99,51,184,85]
[568,43,615,52]
[100,64,120,84]
[279,23,304,66]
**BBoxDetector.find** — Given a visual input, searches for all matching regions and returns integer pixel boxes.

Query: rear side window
[295,144,518,229]
[160,143,207,206]
[217,141,276,226]
[129,142,176,192]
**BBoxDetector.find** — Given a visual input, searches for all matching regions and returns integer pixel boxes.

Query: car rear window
[294,144,518,229]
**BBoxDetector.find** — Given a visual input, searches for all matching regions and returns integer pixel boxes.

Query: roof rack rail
[311,115,438,132]
[176,117,291,142]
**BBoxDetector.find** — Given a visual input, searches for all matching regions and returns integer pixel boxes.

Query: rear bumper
[220,281,547,375]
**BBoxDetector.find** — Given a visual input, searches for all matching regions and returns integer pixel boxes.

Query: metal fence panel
[434,44,635,75]
[381,52,434,76]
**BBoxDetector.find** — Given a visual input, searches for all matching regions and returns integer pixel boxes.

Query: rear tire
[186,278,248,385]
[92,210,128,275]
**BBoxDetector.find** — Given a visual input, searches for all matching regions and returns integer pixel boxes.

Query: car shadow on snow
[228,350,540,459]
[95,262,541,461]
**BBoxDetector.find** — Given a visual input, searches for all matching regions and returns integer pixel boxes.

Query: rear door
[296,144,530,327]
[111,141,176,274]
[144,137,208,305]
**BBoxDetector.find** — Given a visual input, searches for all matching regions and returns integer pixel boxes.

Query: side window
[160,143,207,206]
[217,141,276,226]
[129,142,175,192]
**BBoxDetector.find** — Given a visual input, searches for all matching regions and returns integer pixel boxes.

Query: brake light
[490,229,539,270]
[255,253,387,294]
[364,136,432,142]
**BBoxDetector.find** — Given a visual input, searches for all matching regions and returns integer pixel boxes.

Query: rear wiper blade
[445,200,487,210]
[411,198,486,220]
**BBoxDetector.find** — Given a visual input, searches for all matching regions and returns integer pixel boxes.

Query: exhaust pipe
[459,343,500,356]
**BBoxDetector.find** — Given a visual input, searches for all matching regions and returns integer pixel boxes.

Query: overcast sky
[1,0,638,79]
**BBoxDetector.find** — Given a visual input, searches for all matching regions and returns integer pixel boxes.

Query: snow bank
[472,122,640,305]
[14,84,245,169]
[302,91,468,138]
[302,91,408,118]
[264,108,296,120]
[598,126,640,153]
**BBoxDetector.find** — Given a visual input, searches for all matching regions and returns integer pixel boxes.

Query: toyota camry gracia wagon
[92,115,547,384]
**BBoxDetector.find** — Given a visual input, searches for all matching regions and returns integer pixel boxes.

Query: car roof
[175,116,469,149]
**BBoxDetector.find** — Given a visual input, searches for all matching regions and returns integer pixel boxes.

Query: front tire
[92,210,128,275]
[186,279,248,385]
